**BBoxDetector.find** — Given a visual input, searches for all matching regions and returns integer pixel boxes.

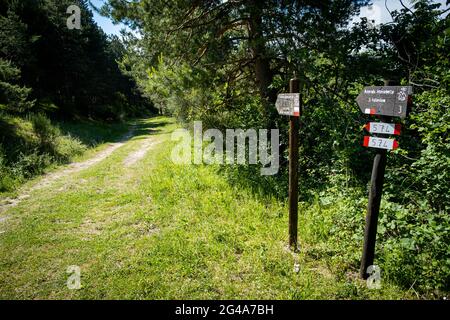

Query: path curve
[0,126,136,215]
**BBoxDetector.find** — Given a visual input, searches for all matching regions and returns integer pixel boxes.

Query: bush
[307,185,450,297]
[378,200,450,294]
[11,150,52,179]
[29,113,90,162]
[0,147,18,192]
[0,146,51,191]
[54,134,86,162]
[29,113,60,148]
[0,113,91,194]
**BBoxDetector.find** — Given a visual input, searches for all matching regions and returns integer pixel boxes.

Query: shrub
[312,185,450,296]
[0,147,18,192]
[54,135,86,162]
[11,150,52,179]
[29,113,60,148]
[377,200,450,294]
[0,113,91,194]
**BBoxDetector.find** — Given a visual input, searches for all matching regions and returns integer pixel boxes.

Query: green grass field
[0,117,414,299]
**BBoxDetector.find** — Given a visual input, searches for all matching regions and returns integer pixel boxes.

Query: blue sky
[90,0,128,36]
[91,0,449,36]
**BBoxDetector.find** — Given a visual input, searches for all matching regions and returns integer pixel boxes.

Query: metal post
[360,147,387,279]
[288,76,300,249]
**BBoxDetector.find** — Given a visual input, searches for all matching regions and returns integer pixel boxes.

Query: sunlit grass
[0,117,412,299]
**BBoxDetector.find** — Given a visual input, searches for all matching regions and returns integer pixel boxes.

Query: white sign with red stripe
[363,136,399,150]
[364,122,401,135]
[275,93,300,116]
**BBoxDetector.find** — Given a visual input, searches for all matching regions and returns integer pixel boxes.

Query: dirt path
[0,126,136,215]
[123,138,161,167]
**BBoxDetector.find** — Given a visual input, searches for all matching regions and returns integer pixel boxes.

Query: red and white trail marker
[364,122,401,135]
[363,136,399,150]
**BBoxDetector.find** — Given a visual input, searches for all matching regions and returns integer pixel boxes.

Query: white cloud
[352,0,449,26]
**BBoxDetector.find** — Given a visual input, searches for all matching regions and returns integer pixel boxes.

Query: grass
[0,116,415,299]
[0,114,132,197]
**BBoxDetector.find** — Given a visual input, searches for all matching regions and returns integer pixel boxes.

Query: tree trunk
[247,1,276,106]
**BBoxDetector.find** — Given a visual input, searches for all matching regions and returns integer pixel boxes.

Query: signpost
[364,122,401,135]
[276,75,301,249]
[363,136,399,150]
[356,86,412,118]
[275,93,300,117]
[288,78,300,250]
[357,81,412,279]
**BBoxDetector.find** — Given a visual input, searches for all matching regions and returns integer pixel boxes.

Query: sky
[90,0,449,36]
[352,0,449,25]
[90,0,128,36]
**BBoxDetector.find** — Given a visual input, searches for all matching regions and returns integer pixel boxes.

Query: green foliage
[12,150,53,178]
[104,0,450,295]
[378,201,450,293]
[0,59,34,113]
[0,7,32,66]
[0,120,410,299]
[297,185,449,297]
[0,146,17,191]
[54,134,86,161]
[0,113,131,193]
[400,89,450,212]
[29,113,87,160]
[30,113,59,147]
[0,0,152,119]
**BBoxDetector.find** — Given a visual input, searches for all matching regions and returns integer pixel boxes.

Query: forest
[0,0,154,190]
[0,0,449,300]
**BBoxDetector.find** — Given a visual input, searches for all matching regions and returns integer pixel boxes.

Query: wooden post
[288,76,300,249]
[360,79,397,279]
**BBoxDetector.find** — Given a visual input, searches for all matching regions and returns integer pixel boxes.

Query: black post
[289,76,300,249]
[360,148,387,279]
[360,79,397,279]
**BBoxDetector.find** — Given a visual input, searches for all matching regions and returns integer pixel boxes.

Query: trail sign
[358,80,412,280]
[364,122,401,135]
[363,136,399,150]
[276,93,300,116]
[356,86,412,118]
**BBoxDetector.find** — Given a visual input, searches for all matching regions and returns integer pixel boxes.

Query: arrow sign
[364,122,401,135]
[276,93,300,116]
[357,86,412,118]
[363,136,399,150]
